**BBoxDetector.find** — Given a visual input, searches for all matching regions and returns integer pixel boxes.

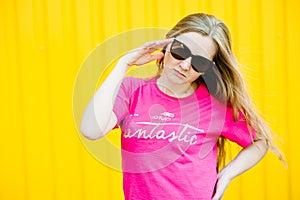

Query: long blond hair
[157,13,285,171]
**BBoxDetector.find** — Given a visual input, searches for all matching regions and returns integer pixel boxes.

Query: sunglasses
[169,38,215,73]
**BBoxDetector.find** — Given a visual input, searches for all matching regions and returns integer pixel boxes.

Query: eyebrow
[174,38,212,59]
[174,39,203,56]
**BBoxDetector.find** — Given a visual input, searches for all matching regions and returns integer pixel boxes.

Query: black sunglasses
[169,38,215,73]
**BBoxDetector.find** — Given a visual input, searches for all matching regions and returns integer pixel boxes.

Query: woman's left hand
[211,172,231,200]
[212,139,269,199]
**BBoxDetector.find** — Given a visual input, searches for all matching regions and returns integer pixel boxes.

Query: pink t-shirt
[113,76,255,200]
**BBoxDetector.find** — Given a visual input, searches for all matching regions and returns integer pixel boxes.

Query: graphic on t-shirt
[123,121,205,146]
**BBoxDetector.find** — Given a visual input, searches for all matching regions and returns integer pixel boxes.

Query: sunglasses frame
[169,38,215,73]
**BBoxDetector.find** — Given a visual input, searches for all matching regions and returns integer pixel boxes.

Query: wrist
[115,58,131,72]
[118,55,134,69]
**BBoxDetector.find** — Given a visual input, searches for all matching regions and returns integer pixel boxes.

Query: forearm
[220,139,268,180]
[80,61,129,139]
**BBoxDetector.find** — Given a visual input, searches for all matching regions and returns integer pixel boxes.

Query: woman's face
[162,32,217,84]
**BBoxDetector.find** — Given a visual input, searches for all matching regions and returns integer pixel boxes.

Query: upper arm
[102,111,119,134]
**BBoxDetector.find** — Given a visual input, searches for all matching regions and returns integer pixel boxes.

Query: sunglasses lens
[170,41,189,60]
[191,57,212,72]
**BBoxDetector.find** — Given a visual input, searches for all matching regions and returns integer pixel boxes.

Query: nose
[179,57,192,71]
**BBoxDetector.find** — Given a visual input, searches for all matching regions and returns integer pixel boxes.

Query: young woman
[80,13,284,200]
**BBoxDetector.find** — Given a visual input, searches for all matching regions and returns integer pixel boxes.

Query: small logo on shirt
[151,112,175,121]
[161,111,174,118]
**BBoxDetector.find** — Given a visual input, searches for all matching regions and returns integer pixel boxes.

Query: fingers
[142,38,173,52]
[134,52,164,66]
[147,51,165,62]
[122,38,173,67]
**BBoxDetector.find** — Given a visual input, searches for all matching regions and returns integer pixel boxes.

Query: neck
[156,76,198,98]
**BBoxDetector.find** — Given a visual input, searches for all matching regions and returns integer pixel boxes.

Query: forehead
[175,32,217,59]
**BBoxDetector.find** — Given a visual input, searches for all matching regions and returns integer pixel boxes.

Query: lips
[174,69,186,77]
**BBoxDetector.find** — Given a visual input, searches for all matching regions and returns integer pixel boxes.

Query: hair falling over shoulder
[157,13,286,171]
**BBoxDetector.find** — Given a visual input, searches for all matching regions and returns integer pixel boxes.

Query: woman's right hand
[119,38,173,67]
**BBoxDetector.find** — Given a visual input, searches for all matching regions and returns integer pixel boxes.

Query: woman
[80,13,284,199]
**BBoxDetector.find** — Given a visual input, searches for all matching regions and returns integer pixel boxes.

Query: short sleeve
[112,76,143,126]
[221,107,256,148]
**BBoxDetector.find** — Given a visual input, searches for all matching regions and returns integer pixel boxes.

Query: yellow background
[1,0,299,199]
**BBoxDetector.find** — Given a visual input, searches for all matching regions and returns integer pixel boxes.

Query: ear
[162,46,166,54]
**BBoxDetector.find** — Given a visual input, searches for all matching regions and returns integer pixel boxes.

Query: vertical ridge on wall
[1,1,29,199]
[184,1,201,16]
[281,1,293,199]
[12,0,30,195]
[48,0,87,199]
[17,0,57,199]
[262,1,290,200]
[33,0,58,199]
[285,1,300,199]
[283,9,293,200]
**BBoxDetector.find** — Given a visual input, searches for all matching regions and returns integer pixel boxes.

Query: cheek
[163,52,178,67]
[187,72,201,82]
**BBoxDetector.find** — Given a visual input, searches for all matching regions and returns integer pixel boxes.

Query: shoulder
[122,76,144,85]
[122,76,156,88]
[120,76,155,95]
[121,76,144,88]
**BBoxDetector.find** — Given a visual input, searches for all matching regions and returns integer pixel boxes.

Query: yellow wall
[1,0,299,199]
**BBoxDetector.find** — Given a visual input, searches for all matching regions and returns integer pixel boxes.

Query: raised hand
[119,38,173,67]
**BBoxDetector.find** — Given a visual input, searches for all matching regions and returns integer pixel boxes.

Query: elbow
[80,125,104,140]
[80,113,116,140]
[254,139,269,155]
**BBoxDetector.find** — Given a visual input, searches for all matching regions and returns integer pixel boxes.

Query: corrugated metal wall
[1,0,299,199]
